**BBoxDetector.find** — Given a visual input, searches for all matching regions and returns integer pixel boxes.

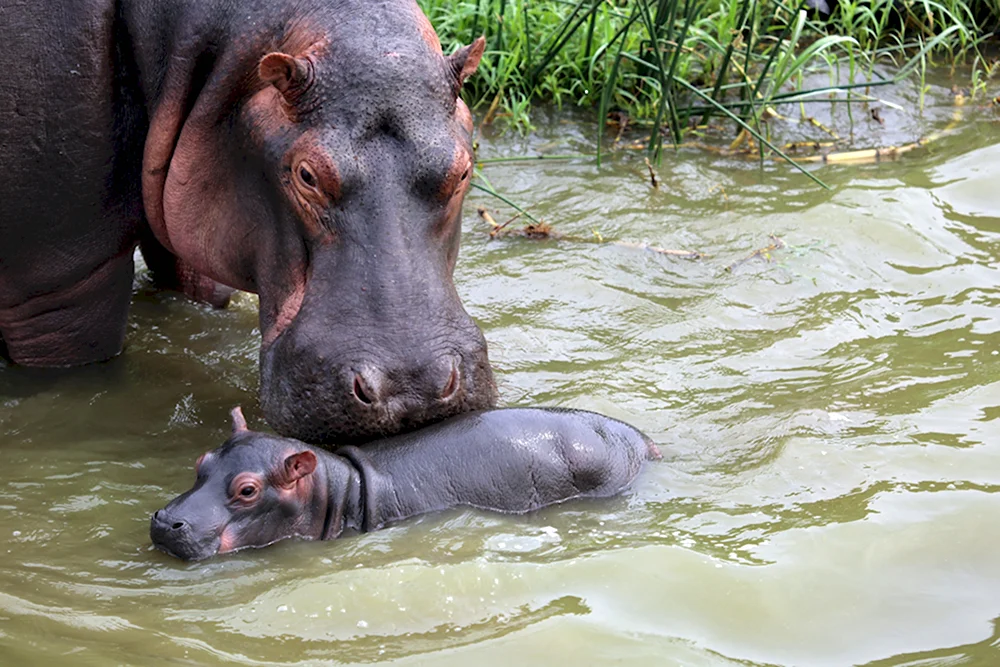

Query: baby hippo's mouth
[149,509,222,562]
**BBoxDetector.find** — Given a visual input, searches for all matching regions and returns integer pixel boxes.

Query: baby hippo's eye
[231,473,262,504]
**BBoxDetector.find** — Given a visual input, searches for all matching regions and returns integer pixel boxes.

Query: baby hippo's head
[150,407,327,561]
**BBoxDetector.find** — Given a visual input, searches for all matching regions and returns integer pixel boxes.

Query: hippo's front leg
[0,252,137,367]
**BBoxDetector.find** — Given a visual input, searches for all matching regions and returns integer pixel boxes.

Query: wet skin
[0,0,496,444]
[150,407,661,561]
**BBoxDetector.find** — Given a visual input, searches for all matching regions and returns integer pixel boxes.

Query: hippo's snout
[260,325,498,445]
[256,229,499,445]
[350,355,462,407]
[150,508,220,561]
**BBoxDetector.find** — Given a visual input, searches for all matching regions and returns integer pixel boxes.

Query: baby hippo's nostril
[440,364,460,400]
[171,521,186,531]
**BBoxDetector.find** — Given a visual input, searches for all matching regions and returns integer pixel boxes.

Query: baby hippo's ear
[284,451,318,484]
[230,406,248,434]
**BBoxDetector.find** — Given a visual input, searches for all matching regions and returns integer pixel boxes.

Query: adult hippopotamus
[0,1,496,443]
[150,407,660,560]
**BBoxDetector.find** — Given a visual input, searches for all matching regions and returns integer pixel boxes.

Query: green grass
[419,0,997,164]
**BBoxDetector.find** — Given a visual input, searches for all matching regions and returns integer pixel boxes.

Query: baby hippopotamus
[150,407,660,560]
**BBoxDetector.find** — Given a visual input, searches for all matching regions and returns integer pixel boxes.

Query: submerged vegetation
[420,0,998,175]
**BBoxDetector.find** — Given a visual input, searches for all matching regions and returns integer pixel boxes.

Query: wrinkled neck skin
[317,451,365,540]
[312,447,410,537]
[336,446,454,533]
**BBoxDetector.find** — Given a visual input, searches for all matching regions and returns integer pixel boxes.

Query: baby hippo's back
[351,408,660,518]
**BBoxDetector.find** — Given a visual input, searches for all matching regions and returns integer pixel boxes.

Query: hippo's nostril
[153,510,162,521]
[171,521,185,531]
[440,364,460,400]
[353,375,373,405]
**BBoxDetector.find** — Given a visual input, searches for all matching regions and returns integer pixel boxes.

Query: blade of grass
[702,0,756,124]
[584,0,599,59]
[595,8,639,169]
[663,0,702,141]
[597,4,641,168]
[495,0,508,51]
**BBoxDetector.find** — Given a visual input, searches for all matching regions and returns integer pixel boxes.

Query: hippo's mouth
[149,510,223,562]
[150,511,320,561]
[147,518,262,561]
[259,347,497,445]
[150,534,267,562]
[151,540,219,562]
[150,535,222,562]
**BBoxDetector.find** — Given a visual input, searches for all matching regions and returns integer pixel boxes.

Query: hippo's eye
[231,473,262,504]
[235,483,260,504]
[297,162,318,189]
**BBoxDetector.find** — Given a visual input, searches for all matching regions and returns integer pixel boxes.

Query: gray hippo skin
[150,407,661,560]
[0,0,496,445]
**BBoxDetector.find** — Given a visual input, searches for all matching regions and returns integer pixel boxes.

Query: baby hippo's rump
[150,407,660,560]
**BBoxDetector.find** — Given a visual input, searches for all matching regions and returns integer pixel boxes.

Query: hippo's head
[150,409,331,561]
[142,2,497,444]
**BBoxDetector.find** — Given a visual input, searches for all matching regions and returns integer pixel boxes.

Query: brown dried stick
[643,158,661,189]
[477,207,703,258]
[477,206,527,238]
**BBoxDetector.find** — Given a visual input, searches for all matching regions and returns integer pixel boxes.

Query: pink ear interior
[284,451,318,483]
[449,36,486,88]
[230,406,248,434]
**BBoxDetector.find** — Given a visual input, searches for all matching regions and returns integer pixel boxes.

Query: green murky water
[2,77,999,666]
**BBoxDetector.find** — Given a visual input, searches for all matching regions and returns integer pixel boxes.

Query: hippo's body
[150,407,660,560]
[0,0,496,444]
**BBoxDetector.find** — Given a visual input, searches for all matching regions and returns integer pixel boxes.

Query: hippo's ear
[447,36,486,93]
[259,52,314,101]
[283,451,318,484]
[230,406,248,434]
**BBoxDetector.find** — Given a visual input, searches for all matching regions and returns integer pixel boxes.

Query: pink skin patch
[263,281,307,347]
[648,442,663,460]
[414,10,443,53]
[456,99,474,132]
[195,451,212,472]
[218,525,237,554]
